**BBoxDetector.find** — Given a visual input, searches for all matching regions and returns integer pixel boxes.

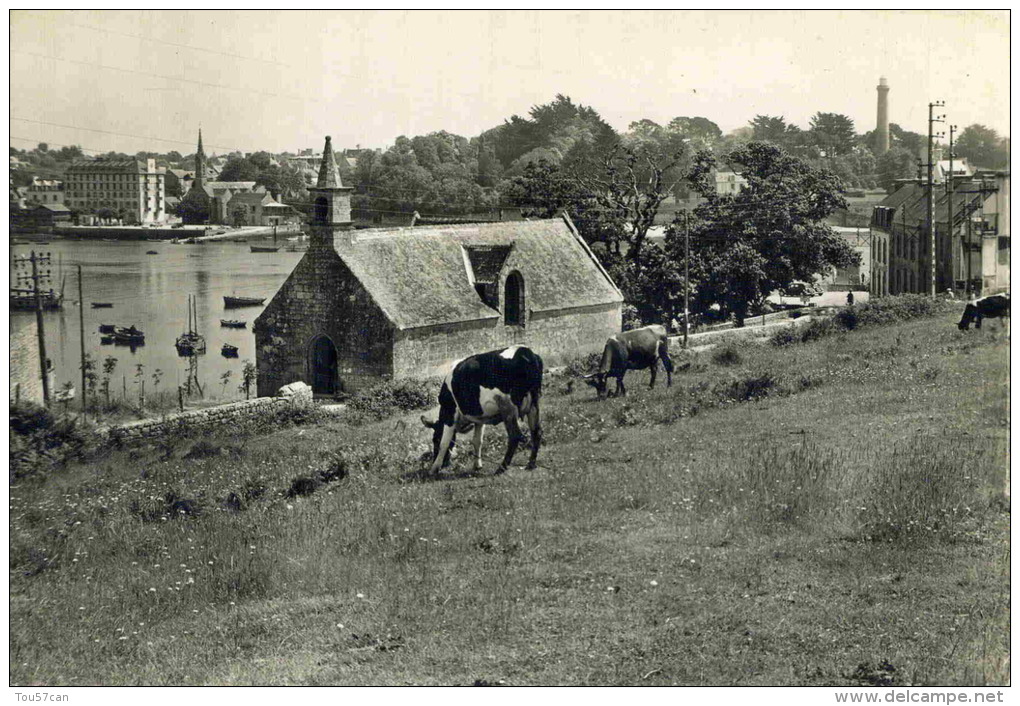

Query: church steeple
[194,129,207,189]
[317,135,343,188]
[308,135,353,250]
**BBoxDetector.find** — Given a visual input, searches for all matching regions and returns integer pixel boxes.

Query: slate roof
[229,191,276,206]
[67,158,154,174]
[877,180,995,228]
[464,245,514,284]
[336,215,623,330]
[33,203,71,213]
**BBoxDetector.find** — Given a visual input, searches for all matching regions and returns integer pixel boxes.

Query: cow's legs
[525,401,542,471]
[976,313,983,330]
[659,341,674,388]
[428,423,457,476]
[496,408,523,474]
[616,374,626,397]
[471,423,485,471]
[649,360,658,389]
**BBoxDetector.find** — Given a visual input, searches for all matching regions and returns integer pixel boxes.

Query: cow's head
[583,372,609,399]
[958,305,977,331]
[420,415,444,462]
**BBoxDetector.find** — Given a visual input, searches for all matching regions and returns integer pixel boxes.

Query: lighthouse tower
[876,77,890,154]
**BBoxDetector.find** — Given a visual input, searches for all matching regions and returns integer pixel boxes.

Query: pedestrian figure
[846,291,855,307]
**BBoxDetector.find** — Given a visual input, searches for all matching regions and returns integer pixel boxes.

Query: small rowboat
[92,302,114,309]
[220,319,247,328]
[224,295,265,308]
[250,245,280,253]
[98,324,115,333]
[146,250,158,255]
[113,326,145,343]
[221,343,239,357]
[100,336,114,345]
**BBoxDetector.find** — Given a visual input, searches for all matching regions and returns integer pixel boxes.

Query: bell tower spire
[309,136,353,250]
[194,129,207,189]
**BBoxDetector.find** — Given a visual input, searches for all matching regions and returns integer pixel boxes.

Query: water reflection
[9,238,303,404]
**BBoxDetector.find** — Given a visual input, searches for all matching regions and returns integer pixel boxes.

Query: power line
[11,49,321,105]
[64,19,292,67]
[11,117,252,154]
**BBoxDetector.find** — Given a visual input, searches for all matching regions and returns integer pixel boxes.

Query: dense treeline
[11,97,1008,329]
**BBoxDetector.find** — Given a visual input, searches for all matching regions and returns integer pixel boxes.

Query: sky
[9,10,1011,157]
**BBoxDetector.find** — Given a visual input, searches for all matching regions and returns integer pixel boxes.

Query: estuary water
[10,237,305,404]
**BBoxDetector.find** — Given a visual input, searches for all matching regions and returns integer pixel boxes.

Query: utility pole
[683,211,690,349]
[14,251,54,405]
[78,265,87,418]
[966,215,973,296]
[927,101,945,298]
[947,124,957,290]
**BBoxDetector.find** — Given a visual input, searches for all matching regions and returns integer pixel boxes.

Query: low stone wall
[670,314,817,350]
[108,392,309,443]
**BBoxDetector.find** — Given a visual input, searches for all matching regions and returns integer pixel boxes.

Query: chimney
[876,77,890,154]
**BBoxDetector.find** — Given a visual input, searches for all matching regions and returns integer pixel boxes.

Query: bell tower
[308,136,354,250]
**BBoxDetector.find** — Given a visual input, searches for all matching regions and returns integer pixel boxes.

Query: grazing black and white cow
[420,345,543,477]
[583,324,673,399]
[958,293,1010,331]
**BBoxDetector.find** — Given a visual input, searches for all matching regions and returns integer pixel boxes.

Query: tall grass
[8,310,1009,685]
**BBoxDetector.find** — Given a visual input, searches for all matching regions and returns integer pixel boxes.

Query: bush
[799,317,837,343]
[564,351,603,379]
[621,304,642,331]
[343,378,437,424]
[717,371,779,402]
[770,327,798,347]
[711,343,743,366]
[9,402,95,482]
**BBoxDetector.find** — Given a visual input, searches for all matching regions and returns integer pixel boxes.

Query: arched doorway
[309,335,338,395]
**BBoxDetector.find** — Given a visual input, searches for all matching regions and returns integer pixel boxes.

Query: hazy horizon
[10,10,1011,157]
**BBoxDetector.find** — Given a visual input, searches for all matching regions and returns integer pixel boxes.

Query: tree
[571,130,702,261]
[955,124,1009,169]
[667,116,723,149]
[256,164,305,199]
[177,197,209,224]
[749,115,790,144]
[503,159,625,251]
[239,361,257,400]
[888,123,925,156]
[876,147,915,192]
[678,142,857,326]
[809,112,856,157]
[166,180,184,199]
[218,156,259,182]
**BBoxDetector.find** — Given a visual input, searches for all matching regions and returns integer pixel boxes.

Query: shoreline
[13,223,302,242]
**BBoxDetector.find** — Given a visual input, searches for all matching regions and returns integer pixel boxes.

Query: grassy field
[9,308,1010,686]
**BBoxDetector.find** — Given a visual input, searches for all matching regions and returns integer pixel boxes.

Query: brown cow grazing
[958,293,1010,332]
[583,325,673,399]
[420,345,543,477]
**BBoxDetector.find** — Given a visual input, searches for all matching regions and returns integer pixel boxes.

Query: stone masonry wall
[254,247,394,396]
[393,303,621,380]
[109,395,303,444]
